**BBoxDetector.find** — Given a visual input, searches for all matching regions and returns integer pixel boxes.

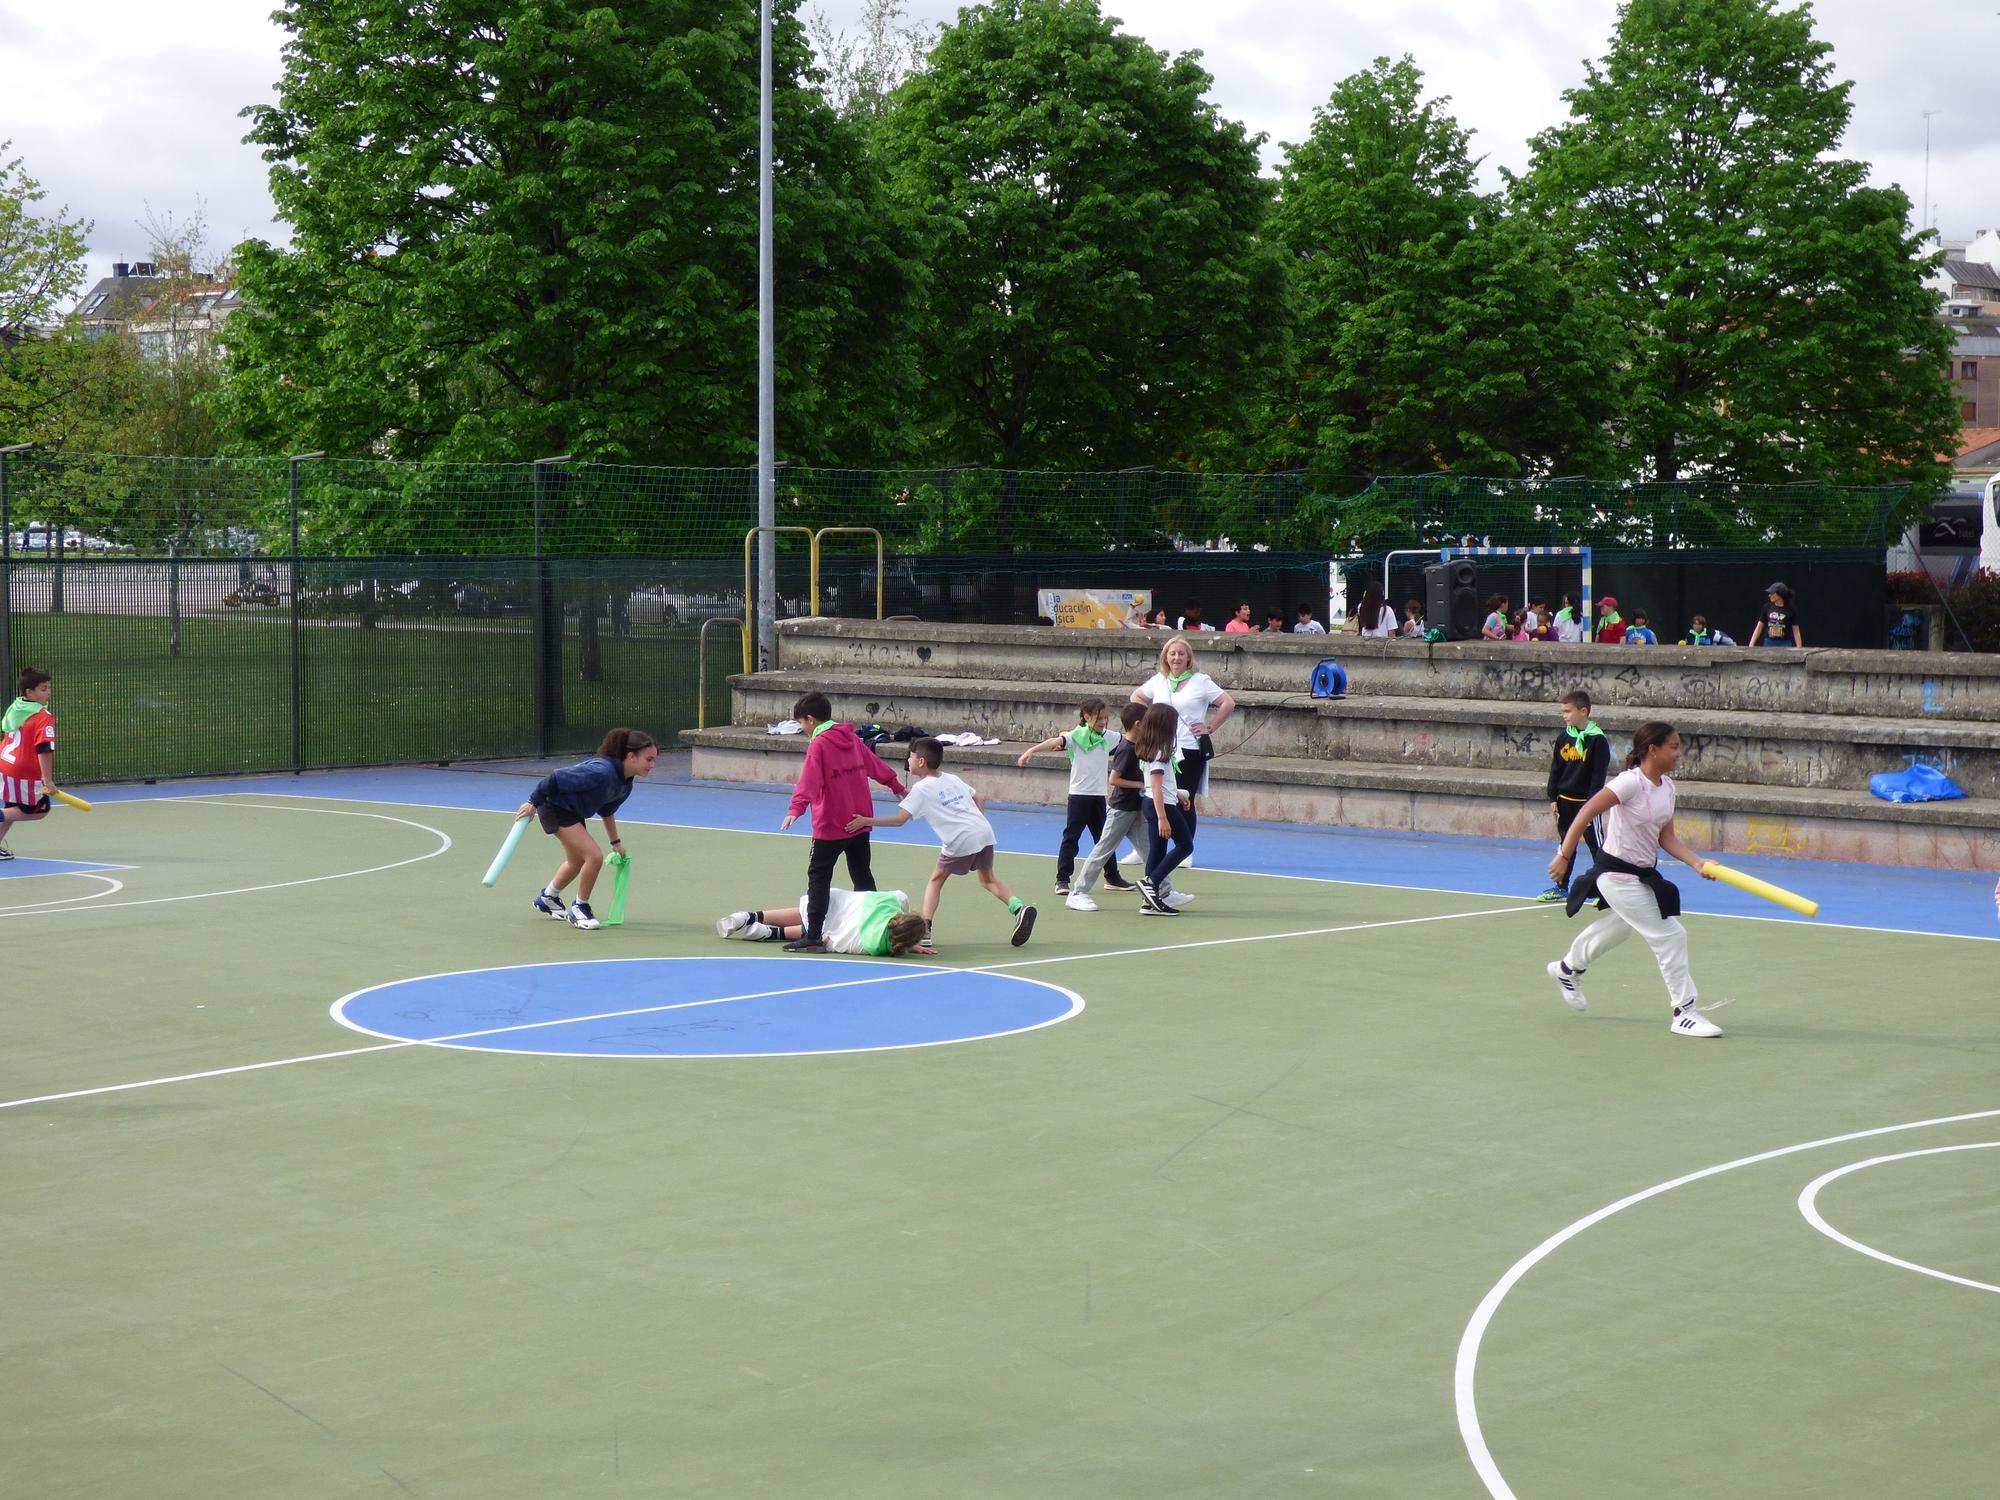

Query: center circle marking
[330,955,1083,1058]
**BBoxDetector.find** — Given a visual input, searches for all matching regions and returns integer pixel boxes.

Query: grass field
[4,769,1997,1499]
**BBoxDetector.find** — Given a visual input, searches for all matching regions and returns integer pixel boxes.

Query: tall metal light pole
[1921,110,1938,233]
[756,0,777,669]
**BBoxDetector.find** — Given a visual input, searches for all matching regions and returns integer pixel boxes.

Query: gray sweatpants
[1073,807,1154,893]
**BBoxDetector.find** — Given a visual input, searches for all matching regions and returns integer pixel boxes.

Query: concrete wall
[775,619,2000,722]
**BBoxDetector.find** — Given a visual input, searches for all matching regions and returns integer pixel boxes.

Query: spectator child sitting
[1400,599,1426,638]
[1681,613,1713,646]
[1553,594,1585,643]
[1594,596,1627,645]
[1481,595,1512,641]
[1263,607,1286,634]
[1293,603,1327,634]
[1223,601,1257,633]
[1625,610,1658,645]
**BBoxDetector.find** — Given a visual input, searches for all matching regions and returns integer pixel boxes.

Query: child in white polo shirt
[1017,695,1133,895]
[848,738,1036,948]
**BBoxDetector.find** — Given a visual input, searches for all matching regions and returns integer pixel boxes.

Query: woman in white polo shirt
[1545,720,1725,1039]
[1129,636,1235,844]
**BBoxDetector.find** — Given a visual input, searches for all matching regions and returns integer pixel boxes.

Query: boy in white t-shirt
[848,738,1036,948]
[717,888,936,955]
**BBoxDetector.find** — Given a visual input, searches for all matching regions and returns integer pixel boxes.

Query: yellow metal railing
[697,615,745,730]
[742,526,814,672]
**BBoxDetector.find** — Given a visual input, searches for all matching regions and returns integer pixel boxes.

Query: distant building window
[1962,401,1979,421]
[1963,361,1980,379]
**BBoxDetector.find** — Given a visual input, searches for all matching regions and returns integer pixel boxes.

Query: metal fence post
[532,455,571,756]
[0,445,25,678]
[288,452,323,771]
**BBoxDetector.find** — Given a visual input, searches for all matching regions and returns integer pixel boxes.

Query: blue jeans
[1144,801,1194,887]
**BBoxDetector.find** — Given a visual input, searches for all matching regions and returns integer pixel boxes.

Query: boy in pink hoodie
[779,691,908,952]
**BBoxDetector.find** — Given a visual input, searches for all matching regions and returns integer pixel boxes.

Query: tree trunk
[578,585,604,682]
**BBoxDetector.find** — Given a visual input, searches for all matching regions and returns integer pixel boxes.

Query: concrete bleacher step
[680,723,2000,871]
[772,619,2000,722]
[729,667,2000,797]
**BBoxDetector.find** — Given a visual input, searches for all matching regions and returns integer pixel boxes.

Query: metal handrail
[743,525,813,671]
[697,614,746,730]
[811,526,886,621]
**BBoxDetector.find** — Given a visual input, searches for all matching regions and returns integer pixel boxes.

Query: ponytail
[597,727,658,760]
[1077,695,1106,725]
[1625,720,1676,770]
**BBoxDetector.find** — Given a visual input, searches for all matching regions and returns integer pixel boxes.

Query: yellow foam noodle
[1702,861,1818,918]
[50,788,93,812]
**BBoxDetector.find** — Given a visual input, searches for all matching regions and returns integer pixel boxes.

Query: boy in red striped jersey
[0,667,58,860]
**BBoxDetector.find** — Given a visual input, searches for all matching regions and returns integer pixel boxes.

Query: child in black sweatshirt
[1538,689,1610,902]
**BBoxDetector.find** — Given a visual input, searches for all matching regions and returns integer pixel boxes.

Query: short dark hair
[1632,609,1649,624]
[792,691,833,722]
[18,666,50,694]
[1264,607,1284,620]
[909,736,944,770]
[1296,601,1315,614]
[1560,690,1591,711]
[1119,701,1146,730]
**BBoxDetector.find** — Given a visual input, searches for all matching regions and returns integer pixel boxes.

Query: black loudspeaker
[1424,560,1481,640]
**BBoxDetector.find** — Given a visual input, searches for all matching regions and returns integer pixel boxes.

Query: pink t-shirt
[1224,618,1255,633]
[1601,766,1675,869]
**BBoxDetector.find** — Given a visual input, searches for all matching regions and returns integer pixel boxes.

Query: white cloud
[2,0,1992,295]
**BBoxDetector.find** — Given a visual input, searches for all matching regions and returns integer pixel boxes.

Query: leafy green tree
[1264,58,1617,489]
[806,0,935,124]
[0,145,94,447]
[221,0,915,466]
[876,0,1285,494]
[1518,0,1955,501]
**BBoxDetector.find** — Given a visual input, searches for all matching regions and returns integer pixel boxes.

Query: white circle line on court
[0,871,127,913]
[1456,1106,2000,1500]
[1797,1142,2000,1296]
[0,797,451,919]
[327,955,1086,1059]
[0,899,1532,1110]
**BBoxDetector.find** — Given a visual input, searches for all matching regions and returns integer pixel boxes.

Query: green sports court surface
[4,766,1996,1498]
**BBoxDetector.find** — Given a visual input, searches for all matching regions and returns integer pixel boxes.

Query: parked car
[624,588,743,629]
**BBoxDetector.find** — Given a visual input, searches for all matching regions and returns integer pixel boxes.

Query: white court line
[0,797,451,919]
[0,900,1533,1110]
[142,785,1999,945]
[0,871,127,913]
[1456,1106,2000,1500]
[1798,1142,2000,1296]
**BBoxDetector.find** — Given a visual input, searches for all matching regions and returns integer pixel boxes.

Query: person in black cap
[1747,581,1801,647]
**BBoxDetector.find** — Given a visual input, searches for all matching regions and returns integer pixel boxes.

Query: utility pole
[1921,110,1939,233]
[756,0,777,670]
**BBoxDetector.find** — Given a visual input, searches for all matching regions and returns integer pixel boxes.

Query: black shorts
[536,804,585,835]
[4,795,51,816]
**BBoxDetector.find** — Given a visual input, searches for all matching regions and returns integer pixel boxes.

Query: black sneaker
[1011,904,1037,947]
[1102,876,1136,891]
[0,845,13,861]
[783,937,828,953]
[1135,878,1172,914]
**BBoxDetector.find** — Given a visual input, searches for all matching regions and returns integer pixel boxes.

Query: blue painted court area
[332,956,1083,1058]
[0,856,122,881]
[81,764,2000,941]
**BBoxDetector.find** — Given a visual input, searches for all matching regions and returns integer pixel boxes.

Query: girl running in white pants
[1545,720,1724,1038]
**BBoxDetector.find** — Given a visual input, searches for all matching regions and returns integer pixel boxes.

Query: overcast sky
[2,0,1993,291]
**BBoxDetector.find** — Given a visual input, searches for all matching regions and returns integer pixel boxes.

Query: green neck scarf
[1167,668,1196,689]
[1069,725,1107,754]
[808,719,838,740]
[2,696,42,733]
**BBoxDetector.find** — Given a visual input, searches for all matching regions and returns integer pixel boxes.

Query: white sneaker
[744,921,776,941]
[1670,1004,1723,1038]
[1162,890,1195,909]
[1546,960,1588,1012]
[568,901,602,931]
[718,911,751,938]
[1065,892,1098,912]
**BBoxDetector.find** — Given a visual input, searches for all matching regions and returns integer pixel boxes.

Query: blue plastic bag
[1868,764,1968,803]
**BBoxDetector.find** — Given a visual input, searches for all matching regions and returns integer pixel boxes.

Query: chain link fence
[0,451,1916,783]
